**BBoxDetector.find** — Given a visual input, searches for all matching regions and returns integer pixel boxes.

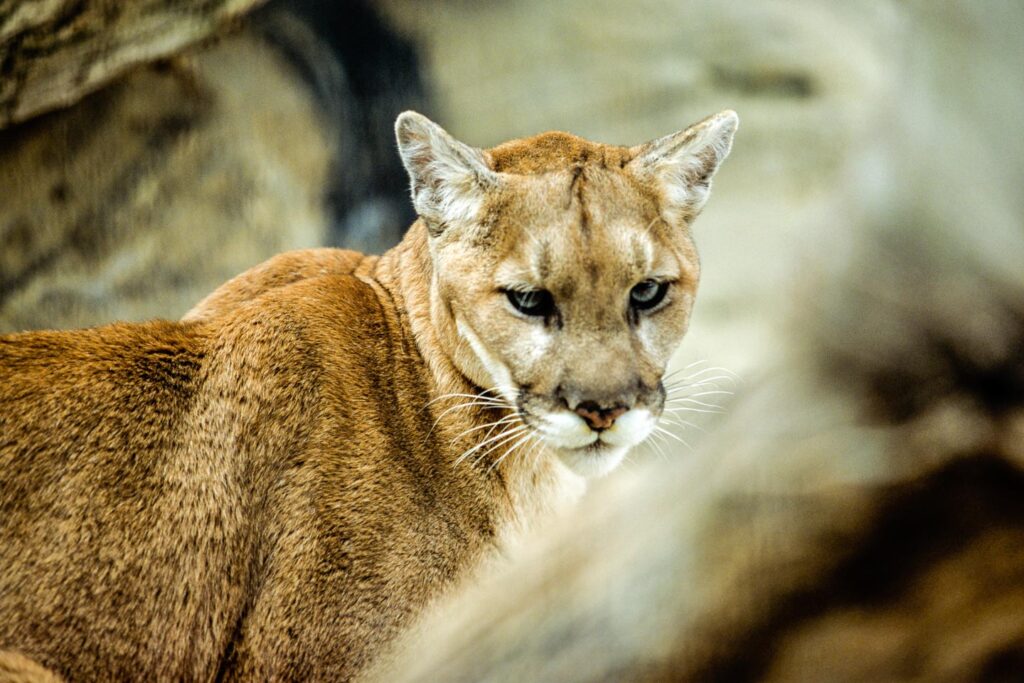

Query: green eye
[506,289,555,318]
[630,280,668,311]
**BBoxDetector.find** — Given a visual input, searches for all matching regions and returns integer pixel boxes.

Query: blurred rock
[0,0,266,127]
[0,31,332,331]
[0,0,428,332]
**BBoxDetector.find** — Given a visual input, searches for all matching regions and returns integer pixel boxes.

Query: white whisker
[448,413,521,445]
[426,392,508,407]
[645,433,670,462]
[665,389,734,400]
[529,436,549,470]
[456,425,529,468]
[664,378,735,393]
[672,364,740,382]
[469,427,532,468]
[665,396,729,409]
[658,415,705,432]
[662,359,710,379]
[488,432,537,473]
[653,425,692,451]
[424,400,510,442]
[663,405,724,415]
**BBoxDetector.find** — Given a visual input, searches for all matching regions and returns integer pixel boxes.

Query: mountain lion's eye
[506,289,555,318]
[630,280,669,311]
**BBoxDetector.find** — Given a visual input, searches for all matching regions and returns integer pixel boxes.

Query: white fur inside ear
[395,111,496,232]
[630,110,738,225]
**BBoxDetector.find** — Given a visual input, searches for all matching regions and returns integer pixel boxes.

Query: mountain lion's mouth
[575,439,612,454]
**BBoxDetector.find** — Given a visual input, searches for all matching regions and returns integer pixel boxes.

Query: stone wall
[0,0,426,332]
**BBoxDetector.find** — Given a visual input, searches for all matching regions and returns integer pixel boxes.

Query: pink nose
[574,402,628,431]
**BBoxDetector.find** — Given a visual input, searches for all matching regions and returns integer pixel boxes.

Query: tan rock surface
[0,0,267,127]
[0,30,333,331]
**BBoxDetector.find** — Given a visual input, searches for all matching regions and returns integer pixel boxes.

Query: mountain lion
[0,110,737,680]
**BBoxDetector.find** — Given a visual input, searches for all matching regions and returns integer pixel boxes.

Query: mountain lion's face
[397,111,737,477]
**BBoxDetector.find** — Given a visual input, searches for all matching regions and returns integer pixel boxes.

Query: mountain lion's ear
[628,110,738,225]
[395,111,498,236]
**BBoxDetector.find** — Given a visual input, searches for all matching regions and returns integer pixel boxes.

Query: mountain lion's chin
[555,443,630,479]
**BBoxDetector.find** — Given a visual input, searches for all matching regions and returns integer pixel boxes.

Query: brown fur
[0,112,736,680]
[0,238,542,680]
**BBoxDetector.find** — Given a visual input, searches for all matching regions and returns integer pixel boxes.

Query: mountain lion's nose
[574,402,628,431]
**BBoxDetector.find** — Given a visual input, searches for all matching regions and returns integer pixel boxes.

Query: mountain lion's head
[396,111,737,477]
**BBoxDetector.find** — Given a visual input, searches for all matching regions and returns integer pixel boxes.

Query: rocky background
[7,1,1018,374]
[0,0,428,332]
[3,3,1024,678]
[4,1,1019,381]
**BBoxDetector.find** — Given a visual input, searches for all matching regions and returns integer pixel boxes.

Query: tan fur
[0,111,736,680]
[487,131,635,174]
[0,651,64,683]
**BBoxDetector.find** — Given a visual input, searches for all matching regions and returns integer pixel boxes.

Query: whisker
[456,425,530,468]
[530,437,548,470]
[469,427,532,468]
[448,414,521,445]
[663,374,739,395]
[661,359,709,380]
[658,415,706,432]
[464,414,524,454]
[477,385,517,398]
[424,400,511,442]
[665,389,734,400]
[665,396,728,409]
[653,425,693,451]
[640,214,663,237]
[432,401,507,420]
[664,378,735,393]
[666,383,733,394]
[673,364,740,382]
[663,406,724,416]
[488,432,537,473]
[426,393,508,407]
[453,425,522,466]
[662,370,733,389]
[667,399,731,411]
[645,433,670,463]
[460,424,528,461]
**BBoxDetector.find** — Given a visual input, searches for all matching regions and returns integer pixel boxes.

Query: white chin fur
[538,408,657,478]
[600,408,657,449]
[555,445,629,478]
[537,412,596,449]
